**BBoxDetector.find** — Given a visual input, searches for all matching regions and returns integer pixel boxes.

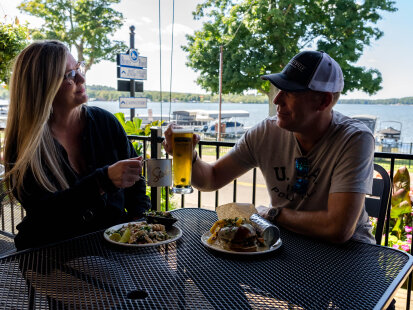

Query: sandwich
[208,218,264,252]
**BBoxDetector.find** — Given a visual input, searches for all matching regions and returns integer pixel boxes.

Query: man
[163,50,375,244]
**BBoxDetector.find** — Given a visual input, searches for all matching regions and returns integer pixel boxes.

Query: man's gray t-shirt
[229,110,375,243]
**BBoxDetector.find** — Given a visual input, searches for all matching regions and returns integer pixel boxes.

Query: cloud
[164,23,194,36]
[141,17,152,24]
[138,42,171,53]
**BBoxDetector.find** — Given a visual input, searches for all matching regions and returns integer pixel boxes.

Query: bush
[371,166,412,252]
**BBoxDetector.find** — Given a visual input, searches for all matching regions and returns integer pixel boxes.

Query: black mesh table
[0,208,412,309]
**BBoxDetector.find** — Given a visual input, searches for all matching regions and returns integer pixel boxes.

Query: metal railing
[2,131,413,240]
[132,130,413,213]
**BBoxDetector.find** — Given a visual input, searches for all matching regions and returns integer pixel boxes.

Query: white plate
[201,232,282,255]
[104,221,182,247]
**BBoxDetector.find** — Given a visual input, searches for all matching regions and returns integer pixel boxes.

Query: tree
[19,0,127,72]
[0,18,29,85]
[183,0,397,115]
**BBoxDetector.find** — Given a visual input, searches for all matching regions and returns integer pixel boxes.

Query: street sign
[117,66,147,80]
[117,80,143,92]
[119,97,147,109]
[117,53,147,68]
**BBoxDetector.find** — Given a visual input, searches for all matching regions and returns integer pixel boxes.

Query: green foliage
[18,0,127,72]
[86,85,268,103]
[339,97,413,105]
[390,167,412,238]
[184,0,397,99]
[0,18,29,85]
[372,166,413,252]
[114,112,164,156]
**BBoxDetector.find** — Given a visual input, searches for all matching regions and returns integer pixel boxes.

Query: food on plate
[145,210,178,227]
[207,218,266,252]
[109,232,121,242]
[107,222,170,244]
[216,203,256,221]
[145,210,173,218]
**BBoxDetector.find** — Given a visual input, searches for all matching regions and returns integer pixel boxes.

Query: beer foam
[172,128,194,134]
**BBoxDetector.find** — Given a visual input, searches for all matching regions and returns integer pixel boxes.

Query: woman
[3,40,151,250]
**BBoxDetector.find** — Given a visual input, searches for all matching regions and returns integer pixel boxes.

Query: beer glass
[171,128,194,194]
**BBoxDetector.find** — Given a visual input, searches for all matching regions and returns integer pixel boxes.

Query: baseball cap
[261,51,344,92]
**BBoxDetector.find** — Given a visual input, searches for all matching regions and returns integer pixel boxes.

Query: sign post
[116,25,148,120]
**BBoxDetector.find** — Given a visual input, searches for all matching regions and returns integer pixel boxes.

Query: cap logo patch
[290,59,306,72]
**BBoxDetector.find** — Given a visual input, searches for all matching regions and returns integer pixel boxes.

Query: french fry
[209,219,224,234]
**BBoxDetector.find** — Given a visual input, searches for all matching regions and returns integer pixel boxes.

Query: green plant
[0,18,29,85]
[114,112,163,156]
[372,166,412,252]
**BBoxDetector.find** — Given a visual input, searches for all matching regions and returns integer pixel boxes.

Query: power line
[158,0,163,125]
[169,0,175,123]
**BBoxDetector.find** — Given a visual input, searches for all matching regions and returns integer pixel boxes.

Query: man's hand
[162,123,200,156]
[256,205,270,218]
[107,156,143,188]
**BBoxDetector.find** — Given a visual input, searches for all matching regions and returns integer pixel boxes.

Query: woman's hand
[107,156,143,188]
[162,123,200,156]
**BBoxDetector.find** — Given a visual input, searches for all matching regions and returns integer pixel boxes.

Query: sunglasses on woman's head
[63,61,85,82]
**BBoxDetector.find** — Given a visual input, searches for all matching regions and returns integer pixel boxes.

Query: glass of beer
[171,128,194,194]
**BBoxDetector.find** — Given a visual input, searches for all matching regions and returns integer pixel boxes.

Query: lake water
[2,98,412,142]
[89,101,413,143]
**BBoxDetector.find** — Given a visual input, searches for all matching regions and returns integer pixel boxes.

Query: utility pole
[129,26,136,120]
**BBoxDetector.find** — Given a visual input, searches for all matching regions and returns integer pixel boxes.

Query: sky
[1,0,412,100]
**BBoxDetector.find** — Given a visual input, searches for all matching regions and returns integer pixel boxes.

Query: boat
[351,114,377,134]
[350,114,403,151]
[203,119,246,138]
[375,121,402,148]
[171,109,249,126]
[171,109,249,136]
[0,103,8,129]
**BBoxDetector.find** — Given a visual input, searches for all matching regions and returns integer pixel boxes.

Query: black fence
[132,130,413,215]
[376,141,413,156]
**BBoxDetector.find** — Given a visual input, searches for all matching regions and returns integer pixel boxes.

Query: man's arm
[192,152,250,191]
[273,192,365,243]
[163,123,250,191]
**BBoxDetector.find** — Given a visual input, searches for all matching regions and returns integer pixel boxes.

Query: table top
[0,208,412,309]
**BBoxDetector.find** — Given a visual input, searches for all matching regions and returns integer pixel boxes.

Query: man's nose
[273,90,284,105]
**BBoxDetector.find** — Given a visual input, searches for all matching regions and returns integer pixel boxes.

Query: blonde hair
[4,40,70,200]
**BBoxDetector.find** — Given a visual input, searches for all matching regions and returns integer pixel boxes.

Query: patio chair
[0,164,17,257]
[365,163,391,245]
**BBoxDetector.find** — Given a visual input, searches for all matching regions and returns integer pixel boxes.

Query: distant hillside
[1,85,412,104]
[338,97,413,105]
[85,85,269,103]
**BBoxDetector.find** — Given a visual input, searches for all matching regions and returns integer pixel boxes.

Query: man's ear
[317,92,333,111]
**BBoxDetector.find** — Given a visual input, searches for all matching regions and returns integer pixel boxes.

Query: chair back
[365,163,391,245]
